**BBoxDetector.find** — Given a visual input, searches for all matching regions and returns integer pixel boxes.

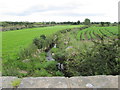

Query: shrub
[33,35,54,50]
[2,59,20,76]
[57,39,120,77]
[43,61,57,71]
[53,51,66,63]
[19,73,28,77]
[51,48,59,53]
[40,34,46,40]
[55,71,64,76]
[33,38,40,47]
[34,69,52,77]
[18,44,37,59]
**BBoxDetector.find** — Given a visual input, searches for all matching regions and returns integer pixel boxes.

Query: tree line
[0,19,118,31]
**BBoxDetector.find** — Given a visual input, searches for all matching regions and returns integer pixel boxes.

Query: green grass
[2,25,83,60]
[12,79,21,87]
[77,26,118,40]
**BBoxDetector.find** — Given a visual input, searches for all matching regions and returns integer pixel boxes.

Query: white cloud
[0,0,119,22]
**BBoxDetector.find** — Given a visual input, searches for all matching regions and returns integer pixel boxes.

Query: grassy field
[2,25,119,77]
[2,25,83,60]
[77,26,118,40]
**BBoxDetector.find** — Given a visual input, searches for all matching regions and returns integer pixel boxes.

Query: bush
[40,34,46,40]
[55,71,64,76]
[39,52,47,58]
[44,61,57,71]
[57,39,120,77]
[51,48,59,53]
[2,59,20,76]
[53,50,66,63]
[18,44,37,59]
[33,38,40,47]
[33,35,54,50]
[34,69,52,77]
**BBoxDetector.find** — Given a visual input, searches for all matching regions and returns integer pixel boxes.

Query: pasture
[2,25,83,60]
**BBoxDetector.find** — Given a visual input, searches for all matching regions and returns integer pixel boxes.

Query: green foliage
[33,34,55,50]
[44,61,57,70]
[40,34,46,40]
[19,73,28,77]
[106,22,111,26]
[77,26,118,40]
[101,22,105,26]
[51,48,59,53]
[3,24,119,77]
[84,18,90,25]
[2,58,20,76]
[34,69,52,77]
[53,51,66,63]
[32,61,62,77]
[77,20,80,24]
[101,22,111,26]
[62,39,120,76]
[12,79,21,88]
[33,38,40,48]
[33,37,45,49]
[18,44,37,59]
[51,28,119,77]
[55,71,64,76]
[3,25,83,61]
[39,52,47,57]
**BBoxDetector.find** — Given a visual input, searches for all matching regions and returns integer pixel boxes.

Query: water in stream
[46,50,55,61]
[46,44,56,61]
[46,44,64,70]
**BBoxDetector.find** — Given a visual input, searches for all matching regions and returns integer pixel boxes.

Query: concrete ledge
[1,75,119,88]
[2,77,18,88]
[19,77,69,88]
[69,76,118,88]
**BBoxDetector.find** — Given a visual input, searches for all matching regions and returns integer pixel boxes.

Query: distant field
[2,25,83,60]
[77,26,118,40]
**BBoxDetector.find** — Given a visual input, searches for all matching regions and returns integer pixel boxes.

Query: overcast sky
[0,0,119,22]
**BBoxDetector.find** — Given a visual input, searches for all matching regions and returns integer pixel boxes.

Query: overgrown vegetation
[54,37,120,77]
[2,24,119,77]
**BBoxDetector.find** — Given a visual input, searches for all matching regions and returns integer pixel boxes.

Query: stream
[46,44,56,61]
[45,44,64,70]
[46,50,55,61]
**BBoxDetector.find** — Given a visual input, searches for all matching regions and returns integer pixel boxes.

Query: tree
[106,22,110,26]
[51,21,56,24]
[84,18,90,25]
[40,35,46,40]
[77,20,80,24]
[101,22,105,26]
[72,22,77,25]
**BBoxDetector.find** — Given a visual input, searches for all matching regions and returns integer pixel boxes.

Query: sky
[0,0,119,22]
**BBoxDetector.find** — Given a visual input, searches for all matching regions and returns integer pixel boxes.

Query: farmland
[77,26,118,40]
[2,25,83,61]
[49,26,119,77]
[2,23,120,77]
